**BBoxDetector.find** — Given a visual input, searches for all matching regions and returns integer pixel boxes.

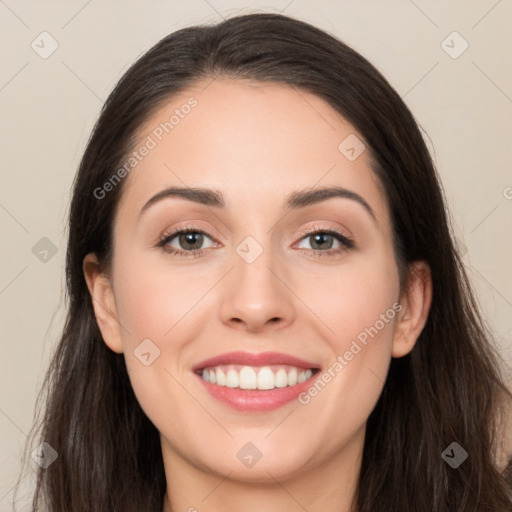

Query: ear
[392,261,433,358]
[83,253,124,354]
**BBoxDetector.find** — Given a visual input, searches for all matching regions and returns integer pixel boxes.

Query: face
[85,77,430,485]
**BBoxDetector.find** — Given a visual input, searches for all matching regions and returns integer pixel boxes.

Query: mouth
[194,364,321,390]
[191,351,322,412]
[193,352,320,413]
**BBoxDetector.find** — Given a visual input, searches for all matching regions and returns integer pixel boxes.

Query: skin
[84,78,432,512]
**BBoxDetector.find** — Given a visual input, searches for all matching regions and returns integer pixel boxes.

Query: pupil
[181,232,202,250]
[311,233,332,250]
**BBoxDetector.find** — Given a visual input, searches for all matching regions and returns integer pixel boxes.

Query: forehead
[117,77,389,224]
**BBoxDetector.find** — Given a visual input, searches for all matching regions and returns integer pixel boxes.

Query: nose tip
[219,259,296,333]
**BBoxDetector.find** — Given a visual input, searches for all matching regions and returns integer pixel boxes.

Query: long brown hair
[15,12,512,511]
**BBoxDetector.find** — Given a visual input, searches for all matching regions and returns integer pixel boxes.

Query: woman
[17,12,512,512]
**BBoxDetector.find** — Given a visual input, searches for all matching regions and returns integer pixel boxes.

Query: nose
[218,244,297,333]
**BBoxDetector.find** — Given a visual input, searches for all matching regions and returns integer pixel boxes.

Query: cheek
[112,253,204,344]
[110,254,202,431]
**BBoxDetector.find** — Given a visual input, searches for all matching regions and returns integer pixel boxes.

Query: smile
[194,366,321,412]
[196,364,318,390]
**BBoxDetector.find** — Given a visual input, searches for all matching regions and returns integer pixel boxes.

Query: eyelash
[156,224,355,259]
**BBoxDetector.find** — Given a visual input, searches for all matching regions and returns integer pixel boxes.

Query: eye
[156,224,355,259]
[157,226,217,257]
[294,227,355,257]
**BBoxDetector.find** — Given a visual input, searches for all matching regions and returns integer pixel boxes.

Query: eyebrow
[139,185,377,223]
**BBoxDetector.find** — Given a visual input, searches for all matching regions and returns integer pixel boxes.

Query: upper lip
[192,351,321,372]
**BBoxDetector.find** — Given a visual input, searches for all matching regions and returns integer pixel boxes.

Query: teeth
[288,367,298,386]
[257,367,275,390]
[274,368,288,388]
[226,369,238,388]
[239,366,257,390]
[216,367,226,386]
[199,365,314,390]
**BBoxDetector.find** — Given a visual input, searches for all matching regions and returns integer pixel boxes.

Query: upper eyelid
[160,225,217,241]
[296,223,352,238]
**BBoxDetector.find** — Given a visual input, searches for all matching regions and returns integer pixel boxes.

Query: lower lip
[194,371,320,412]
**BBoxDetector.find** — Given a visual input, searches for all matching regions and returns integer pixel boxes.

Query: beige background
[1,0,511,508]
